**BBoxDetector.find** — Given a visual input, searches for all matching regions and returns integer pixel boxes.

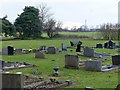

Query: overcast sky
[0,0,119,29]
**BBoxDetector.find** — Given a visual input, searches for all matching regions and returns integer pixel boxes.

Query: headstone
[65,55,80,69]
[2,47,9,55]
[8,46,14,55]
[47,47,58,54]
[61,43,67,51]
[2,46,14,55]
[14,49,23,54]
[96,43,103,48]
[35,51,45,59]
[112,55,120,65]
[2,73,24,88]
[108,40,114,49]
[85,60,102,71]
[40,45,46,50]
[83,47,94,57]
[104,42,108,48]
[70,41,74,46]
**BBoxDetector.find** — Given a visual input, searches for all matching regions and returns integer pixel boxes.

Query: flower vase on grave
[53,66,59,76]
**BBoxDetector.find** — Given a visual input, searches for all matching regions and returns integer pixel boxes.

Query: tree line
[1,4,62,39]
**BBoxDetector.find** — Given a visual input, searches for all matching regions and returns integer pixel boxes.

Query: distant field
[1,39,119,88]
[59,32,98,36]
[41,32,102,39]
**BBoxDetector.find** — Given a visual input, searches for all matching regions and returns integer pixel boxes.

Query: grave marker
[61,43,67,51]
[35,51,45,59]
[47,46,58,54]
[83,47,94,57]
[65,55,80,69]
[2,73,24,88]
[85,60,102,71]
[112,55,120,65]
[2,46,14,55]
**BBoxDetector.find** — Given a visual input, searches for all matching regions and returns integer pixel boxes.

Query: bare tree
[38,3,63,38]
[45,18,56,38]
[100,23,119,40]
[38,3,53,29]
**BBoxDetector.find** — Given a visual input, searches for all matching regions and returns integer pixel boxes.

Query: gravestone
[61,43,67,51]
[96,43,103,48]
[35,51,45,59]
[108,40,114,49]
[83,47,94,57]
[112,55,120,65]
[2,48,8,55]
[2,46,14,55]
[104,40,116,49]
[47,47,58,54]
[14,49,23,54]
[76,41,82,52]
[65,55,80,69]
[85,60,102,71]
[40,45,46,50]
[8,46,14,55]
[2,73,24,88]
[70,41,74,46]
[104,42,108,48]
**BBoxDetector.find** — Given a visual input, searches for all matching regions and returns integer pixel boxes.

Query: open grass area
[1,39,119,89]
[41,32,101,39]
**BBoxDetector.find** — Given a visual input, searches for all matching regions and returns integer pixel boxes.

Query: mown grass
[1,39,119,89]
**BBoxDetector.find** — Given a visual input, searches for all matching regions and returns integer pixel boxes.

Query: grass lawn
[1,39,119,89]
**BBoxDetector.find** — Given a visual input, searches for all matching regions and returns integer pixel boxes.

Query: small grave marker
[65,55,80,69]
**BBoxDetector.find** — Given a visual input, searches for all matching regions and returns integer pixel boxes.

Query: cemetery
[1,39,119,89]
[1,1,120,89]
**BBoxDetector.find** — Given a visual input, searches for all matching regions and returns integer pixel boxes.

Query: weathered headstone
[65,55,80,69]
[61,43,67,51]
[83,47,94,57]
[112,55,120,65]
[85,60,102,71]
[2,73,24,88]
[14,49,23,54]
[47,47,58,54]
[35,51,45,59]
[2,48,8,55]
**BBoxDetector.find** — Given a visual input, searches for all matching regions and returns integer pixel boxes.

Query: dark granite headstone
[104,42,108,48]
[70,41,74,46]
[112,55,120,65]
[96,43,103,48]
[8,46,14,55]
[76,44,81,52]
